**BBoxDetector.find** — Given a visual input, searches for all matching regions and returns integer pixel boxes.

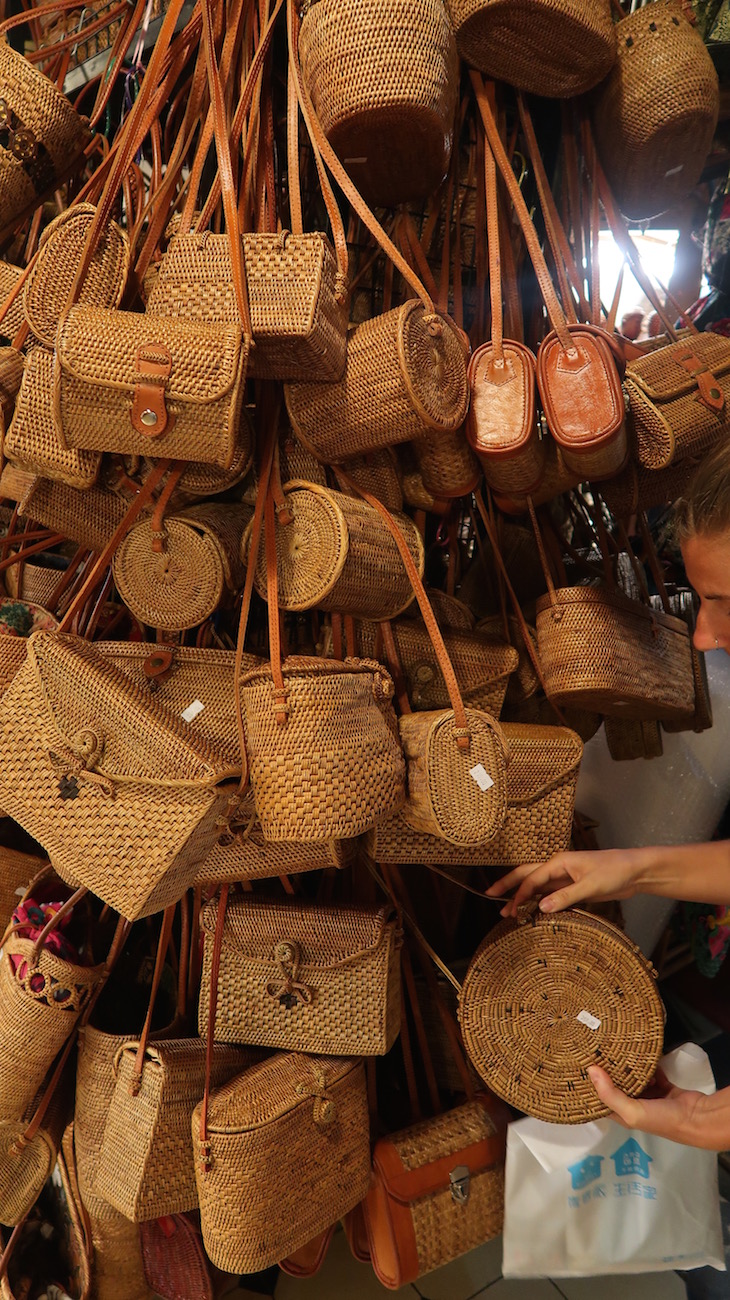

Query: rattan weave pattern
[412,426,481,500]
[240,655,406,840]
[94,1039,253,1221]
[0,465,128,553]
[601,457,692,518]
[604,715,664,761]
[198,894,401,1056]
[535,585,695,720]
[399,708,508,846]
[298,0,458,207]
[446,0,616,97]
[5,560,65,607]
[195,826,351,883]
[0,1071,71,1225]
[147,231,347,382]
[285,302,470,463]
[170,413,254,496]
[592,0,718,220]
[366,722,582,866]
[339,448,404,512]
[357,618,518,716]
[244,481,423,619]
[75,1025,135,1221]
[5,348,101,488]
[112,515,229,632]
[23,204,129,347]
[458,909,665,1123]
[0,42,91,233]
[0,264,25,342]
[0,938,103,1123]
[625,332,730,470]
[88,1201,154,1298]
[193,1053,370,1273]
[54,305,248,467]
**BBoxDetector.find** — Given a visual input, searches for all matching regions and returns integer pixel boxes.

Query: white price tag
[469,763,494,792]
[181,699,205,723]
[576,1009,601,1031]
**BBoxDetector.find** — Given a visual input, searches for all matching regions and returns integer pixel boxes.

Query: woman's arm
[588,1066,730,1151]
[486,840,730,917]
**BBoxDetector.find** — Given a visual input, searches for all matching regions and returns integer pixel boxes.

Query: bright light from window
[598,229,679,335]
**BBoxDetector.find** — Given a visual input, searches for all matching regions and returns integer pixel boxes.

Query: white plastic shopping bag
[502,1042,725,1277]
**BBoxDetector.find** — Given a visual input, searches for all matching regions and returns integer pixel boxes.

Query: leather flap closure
[204,1052,361,1133]
[24,632,239,788]
[200,893,395,968]
[55,303,245,405]
[537,328,624,447]
[373,1098,508,1206]
[626,333,730,403]
[467,341,537,457]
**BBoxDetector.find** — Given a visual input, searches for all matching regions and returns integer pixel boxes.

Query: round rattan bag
[458,908,664,1123]
[23,204,129,347]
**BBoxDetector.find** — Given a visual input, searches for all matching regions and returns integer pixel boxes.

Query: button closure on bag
[131,345,174,437]
[449,1165,470,1204]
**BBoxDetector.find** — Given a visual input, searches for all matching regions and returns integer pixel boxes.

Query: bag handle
[127,903,176,1095]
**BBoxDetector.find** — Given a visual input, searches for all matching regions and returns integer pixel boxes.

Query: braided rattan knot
[423,313,443,339]
[296,1065,336,1128]
[278,229,290,249]
[372,670,394,702]
[48,730,115,799]
[266,939,314,1008]
[334,271,349,306]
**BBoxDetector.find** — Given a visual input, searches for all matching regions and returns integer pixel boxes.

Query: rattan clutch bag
[458,908,665,1124]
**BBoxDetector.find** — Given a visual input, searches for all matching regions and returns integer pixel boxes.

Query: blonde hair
[674,441,730,543]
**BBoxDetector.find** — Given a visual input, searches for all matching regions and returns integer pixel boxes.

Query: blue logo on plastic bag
[610,1138,653,1179]
[567,1155,604,1190]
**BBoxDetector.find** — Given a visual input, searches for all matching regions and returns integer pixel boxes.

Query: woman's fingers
[586,1066,639,1128]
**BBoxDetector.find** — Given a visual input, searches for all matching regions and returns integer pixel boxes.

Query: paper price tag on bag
[502,1043,725,1278]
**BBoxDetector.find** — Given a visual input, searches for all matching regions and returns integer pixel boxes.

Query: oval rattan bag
[591,0,719,221]
[458,908,665,1124]
[298,0,458,208]
[23,204,130,347]
[242,480,425,620]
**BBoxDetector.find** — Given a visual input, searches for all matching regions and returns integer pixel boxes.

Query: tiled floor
[229,1227,691,1300]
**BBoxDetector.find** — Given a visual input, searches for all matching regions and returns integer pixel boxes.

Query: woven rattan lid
[24,205,130,347]
[202,1052,359,1133]
[397,302,470,433]
[242,481,349,611]
[112,517,225,632]
[165,411,254,496]
[458,909,664,1124]
[240,654,395,693]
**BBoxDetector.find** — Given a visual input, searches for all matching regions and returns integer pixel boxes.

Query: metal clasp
[449,1165,470,1205]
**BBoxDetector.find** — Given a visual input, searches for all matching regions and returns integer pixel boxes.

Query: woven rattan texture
[140,1214,212,1300]
[601,457,693,517]
[5,560,64,607]
[625,332,730,470]
[0,1071,70,1225]
[358,618,518,715]
[75,1025,136,1220]
[172,412,254,495]
[378,1101,504,1276]
[605,715,663,761]
[0,264,25,341]
[0,939,102,1123]
[195,823,352,883]
[147,231,347,382]
[592,0,718,220]
[240,655,406,840]
[0,633,237,919]
[476,615,539,704]
[399,708,508,845]
[94,1039,253,1221]
[285,302,470,463]
[429,590,475,631]
[535,586,695,720]
[54,305,248,467]
[299,0,458,207]
[23,205,129,347]
[0,847,46,936]
[112,516,227,632]
[366,721,582,866]
[3,468,128,553]
[6,348,101,488]
[412,426,481,499]
[88,1200,154,1298]
[246,481,423,618]
[198,894,401,1056]
[447,0,615,97]
[458,910,665,1123]
[193,1053,370,1273]
[0,42,91,232]
[339,449,404,512]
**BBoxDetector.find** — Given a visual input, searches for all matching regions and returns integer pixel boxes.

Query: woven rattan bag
[193,1052,371,1273]
[0,848,47,937]
[140,1214,213,1300]
[363,1095,509,1289]
[0,1058,73,1225]
[592,0,719,220]
[52,305,249,468]
[5,347,101,488]
[243,480,424,620]
[366,721,583,867]
[0,632,239,920]
[22,203,130,347]
[0,463,129,555]
[447,0,615,98]
[357,618,518,717]
[624,331,730,470]
[198,893,401,1056]
[194,791,355,885]
[297,0,458,208]
[458,908,665,1124]
[112,501,250,633]
[0,35,91,238]
[0,347,24,431]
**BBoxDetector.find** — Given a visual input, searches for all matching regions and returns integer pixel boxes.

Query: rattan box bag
[198,892,401,1057]
[591,0,719,221]
[458,908,665,1123]
[0,632,240,920]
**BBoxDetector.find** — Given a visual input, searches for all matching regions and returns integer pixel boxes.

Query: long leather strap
[199,884,229,1165]
[129,904,176,1095]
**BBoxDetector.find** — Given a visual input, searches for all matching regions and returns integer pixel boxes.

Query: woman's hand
[485,848,644,918]
[587,1066,725,1150]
